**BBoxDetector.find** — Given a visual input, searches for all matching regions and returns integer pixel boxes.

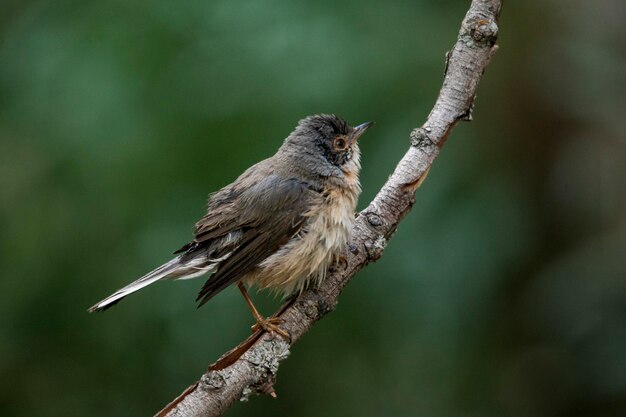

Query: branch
[156,1,501,415]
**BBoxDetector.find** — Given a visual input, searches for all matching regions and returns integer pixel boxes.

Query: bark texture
[156,1,502,415]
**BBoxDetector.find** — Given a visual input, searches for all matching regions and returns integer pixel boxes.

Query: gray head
[279,114,373,177]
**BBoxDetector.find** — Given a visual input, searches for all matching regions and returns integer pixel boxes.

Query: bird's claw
[251,317,290,341]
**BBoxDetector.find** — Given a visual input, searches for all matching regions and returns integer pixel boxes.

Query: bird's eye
[333,136,347,150]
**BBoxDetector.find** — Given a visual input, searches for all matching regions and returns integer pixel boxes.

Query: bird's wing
[193,174,320,306]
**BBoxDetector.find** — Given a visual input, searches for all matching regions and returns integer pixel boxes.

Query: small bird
[88,114,372,338]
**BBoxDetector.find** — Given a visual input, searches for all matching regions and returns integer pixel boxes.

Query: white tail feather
[88,255,216,312]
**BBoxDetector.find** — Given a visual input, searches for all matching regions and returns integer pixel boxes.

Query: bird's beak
[351,121,374,143]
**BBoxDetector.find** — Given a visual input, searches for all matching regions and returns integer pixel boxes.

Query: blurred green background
[1,0,624,416]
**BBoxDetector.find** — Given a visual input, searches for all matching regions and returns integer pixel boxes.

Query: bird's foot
[251,316,290,341]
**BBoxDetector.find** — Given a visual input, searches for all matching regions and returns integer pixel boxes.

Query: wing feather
[189,173,319,306]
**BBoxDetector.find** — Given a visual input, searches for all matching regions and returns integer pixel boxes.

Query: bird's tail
[88,255,216,312]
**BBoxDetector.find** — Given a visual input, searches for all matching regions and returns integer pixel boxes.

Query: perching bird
[88,114,372,338]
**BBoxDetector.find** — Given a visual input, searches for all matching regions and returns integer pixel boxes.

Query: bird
[88,114,373,339]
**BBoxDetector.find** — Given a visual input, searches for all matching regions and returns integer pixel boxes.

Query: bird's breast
[246,181,360,296]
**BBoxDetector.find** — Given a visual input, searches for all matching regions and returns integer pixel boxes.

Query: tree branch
[156,1,502,415]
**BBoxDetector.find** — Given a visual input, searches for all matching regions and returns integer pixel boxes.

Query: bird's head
[284,114,373,172]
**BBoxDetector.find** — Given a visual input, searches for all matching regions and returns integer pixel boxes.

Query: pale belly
[244,186,358,297]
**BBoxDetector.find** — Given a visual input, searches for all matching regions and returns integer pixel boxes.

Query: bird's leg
[237,282,290,341]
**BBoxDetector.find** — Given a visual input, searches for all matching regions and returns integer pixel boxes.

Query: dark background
[1,1,624,416]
